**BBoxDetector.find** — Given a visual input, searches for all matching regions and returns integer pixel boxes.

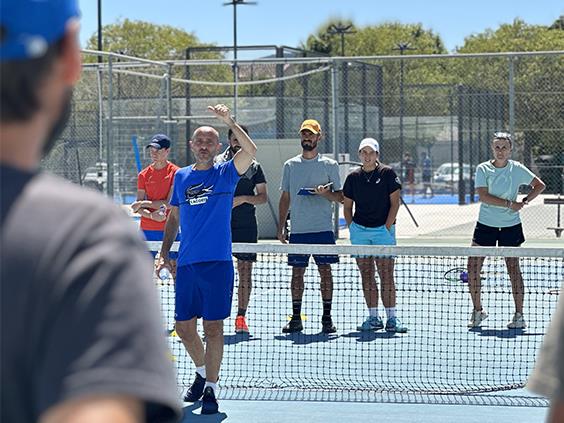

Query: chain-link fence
[43,50,563,240]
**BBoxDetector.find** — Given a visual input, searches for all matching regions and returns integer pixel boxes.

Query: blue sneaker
[201,387,219,414]
[183,372,205,402]
[385,317,408,333]
[357,316,384,331]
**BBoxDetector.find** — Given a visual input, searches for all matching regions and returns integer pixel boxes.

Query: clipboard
[297,182,333,196]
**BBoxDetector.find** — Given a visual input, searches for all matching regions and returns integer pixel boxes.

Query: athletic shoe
[385,317,408,333]
[467,309,489,328]
[357,316,384,331]
[200,387,219,415]
[282,317,303,333]
[507,312,527,329]
[183,372,205,402]
[321,316,337,334]
[235,315,249,334]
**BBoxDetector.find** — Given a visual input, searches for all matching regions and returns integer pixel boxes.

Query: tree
[301,20,452,158]
[456,19,564,156]
[85,19,206,61]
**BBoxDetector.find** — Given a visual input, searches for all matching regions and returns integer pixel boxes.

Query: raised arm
[207,104,257,175]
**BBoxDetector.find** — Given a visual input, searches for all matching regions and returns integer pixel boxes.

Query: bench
[544,196,564,238]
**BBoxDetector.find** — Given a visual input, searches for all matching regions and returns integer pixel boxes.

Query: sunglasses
[493,131,512,141]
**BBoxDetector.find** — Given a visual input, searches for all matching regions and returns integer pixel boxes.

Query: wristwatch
[523,196,529,204]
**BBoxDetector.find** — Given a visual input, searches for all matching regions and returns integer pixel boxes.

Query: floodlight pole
[327,23,356,56]
[97,0,102,62]
[224,0,257,119]
[393,42,416,177]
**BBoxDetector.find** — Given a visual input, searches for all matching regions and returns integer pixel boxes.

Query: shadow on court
[341,330,399,342]
[224,333,262,345]
[180,402,227,422]
[469,327,544,338]
[274,332,339,345]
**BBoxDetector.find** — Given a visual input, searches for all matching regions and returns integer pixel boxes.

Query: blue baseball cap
[146,134,171,150]
[0,0,80,61]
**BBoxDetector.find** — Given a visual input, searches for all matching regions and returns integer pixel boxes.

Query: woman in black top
[343,138,407,333]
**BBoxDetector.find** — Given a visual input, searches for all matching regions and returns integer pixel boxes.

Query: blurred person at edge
[0,0,181,422]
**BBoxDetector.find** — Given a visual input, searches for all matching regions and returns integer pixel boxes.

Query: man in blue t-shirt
[157,104,257,414]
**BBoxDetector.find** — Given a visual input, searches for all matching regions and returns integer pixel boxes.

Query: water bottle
[159,268,172,281]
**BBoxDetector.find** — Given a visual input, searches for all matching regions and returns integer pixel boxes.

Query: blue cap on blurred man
[0,0,80,62]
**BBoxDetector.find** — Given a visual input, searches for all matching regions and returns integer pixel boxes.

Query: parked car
[82,162,134,192]
[433,163,471,191]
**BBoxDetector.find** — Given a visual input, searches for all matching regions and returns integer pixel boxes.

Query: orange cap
[299,119,321,134]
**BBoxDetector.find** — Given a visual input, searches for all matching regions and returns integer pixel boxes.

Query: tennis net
[149,242,563,395]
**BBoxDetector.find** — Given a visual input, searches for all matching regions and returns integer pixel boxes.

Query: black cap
[146,134,171,150]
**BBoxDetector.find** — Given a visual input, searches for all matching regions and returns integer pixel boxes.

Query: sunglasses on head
[493,131,512,141]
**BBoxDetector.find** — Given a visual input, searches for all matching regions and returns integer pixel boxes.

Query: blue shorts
[175,261,234,321]
[288,231,339,267]
[142,229,179,259]
[349,222,396,246]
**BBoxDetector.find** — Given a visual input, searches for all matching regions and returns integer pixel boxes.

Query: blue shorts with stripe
[142,229,180,259]
[288,231,339,267]
[175,261,234,321]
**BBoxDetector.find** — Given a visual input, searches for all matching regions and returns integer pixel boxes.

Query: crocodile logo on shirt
[185,183,214,205]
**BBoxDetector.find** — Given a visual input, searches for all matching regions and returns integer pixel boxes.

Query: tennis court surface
[150,242,563,422]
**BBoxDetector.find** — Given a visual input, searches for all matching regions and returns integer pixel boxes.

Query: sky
[79,0,563,55]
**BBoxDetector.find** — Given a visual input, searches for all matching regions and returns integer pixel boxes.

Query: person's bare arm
[131,189,168,221]
[548,400,564,423]
[233,183,268,208]
[278,191,290,244]
[522,176,546,203]
[156,206,180,274]
[314,185,344,203]
[40,395,142,423]
[343,196,354,227]
[477,187,525,212]
[385,189,401,229]
[208,104,257,175]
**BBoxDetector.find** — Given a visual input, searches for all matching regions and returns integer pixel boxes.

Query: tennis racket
[443,267,468,283]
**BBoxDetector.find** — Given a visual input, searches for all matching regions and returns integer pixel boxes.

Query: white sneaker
[468,309,489,328]
[507,312,527,329]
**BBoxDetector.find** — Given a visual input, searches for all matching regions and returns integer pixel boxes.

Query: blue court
[155,246,562,422]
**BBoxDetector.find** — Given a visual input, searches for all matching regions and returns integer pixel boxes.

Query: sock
[385,307,397,319]
[204,381,218,393]
[322,299,332,318]
[196,366,206,379]
[369,307,380,318]
[292,300,302,319]
[237,308,247,317]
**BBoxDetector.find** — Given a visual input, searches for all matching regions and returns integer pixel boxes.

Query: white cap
[358,138,379,153]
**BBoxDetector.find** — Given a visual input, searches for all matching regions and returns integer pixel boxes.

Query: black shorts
[472,222,525,247]
[232,226,258,262]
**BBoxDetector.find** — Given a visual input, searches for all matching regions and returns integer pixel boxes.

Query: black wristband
[523,196,529,204]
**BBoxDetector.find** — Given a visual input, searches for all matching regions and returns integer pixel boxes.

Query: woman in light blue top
[467,132,545,330]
